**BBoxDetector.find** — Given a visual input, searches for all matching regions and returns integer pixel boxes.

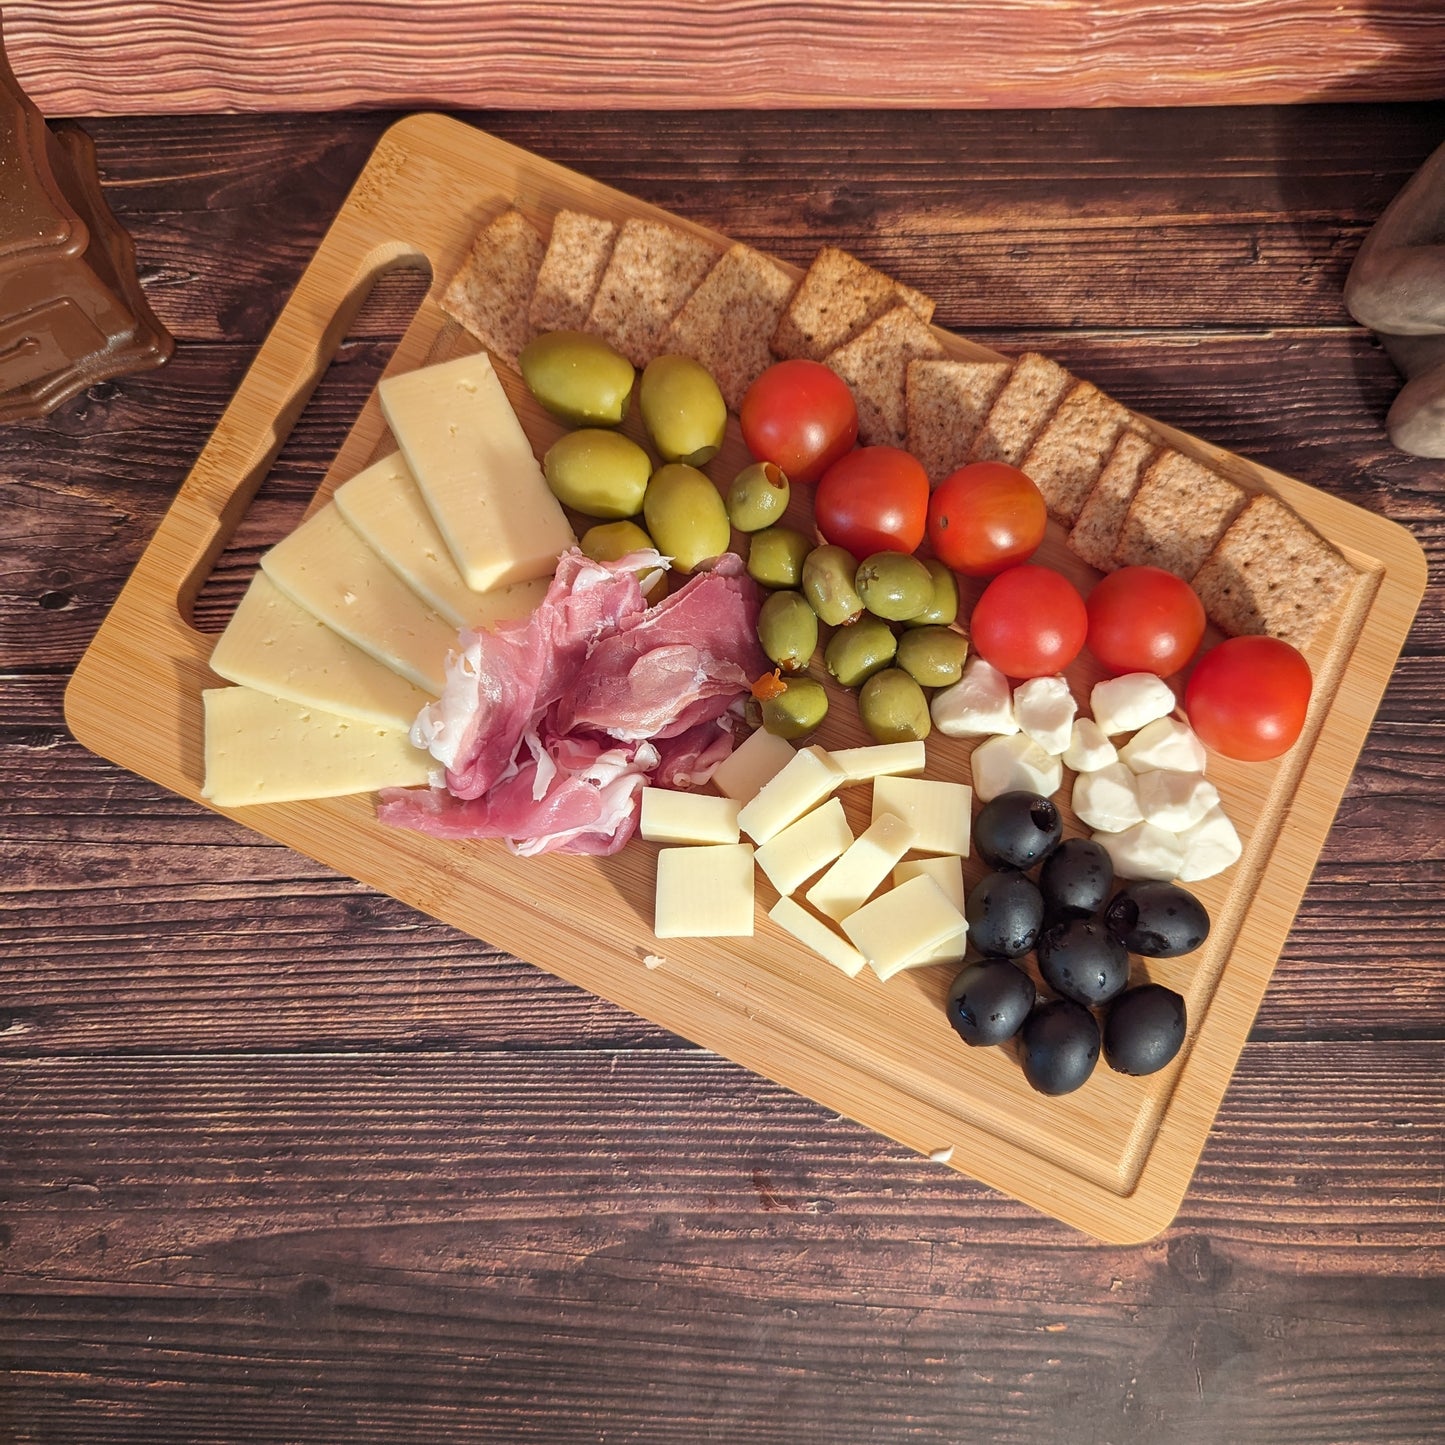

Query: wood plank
[6,1,1445,113]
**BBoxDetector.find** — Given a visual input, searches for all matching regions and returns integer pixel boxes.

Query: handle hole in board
[189,259,433,635]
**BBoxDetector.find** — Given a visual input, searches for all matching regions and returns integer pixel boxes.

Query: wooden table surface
[2,103,1443,1443]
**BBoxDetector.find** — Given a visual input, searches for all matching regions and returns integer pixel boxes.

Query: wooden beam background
[5,0,1445,115]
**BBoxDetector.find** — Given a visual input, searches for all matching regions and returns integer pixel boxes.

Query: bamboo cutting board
[65,114,1427,1242]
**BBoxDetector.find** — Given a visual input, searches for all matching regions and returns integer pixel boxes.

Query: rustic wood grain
[5,1,1445,114]
[2,105,1443,1438]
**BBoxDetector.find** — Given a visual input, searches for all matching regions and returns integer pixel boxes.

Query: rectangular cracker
[825,304,946,448]
[1067,429,1157,571]
[905,358,1012,482]
[440,207,546,369]
[529,210,617,333]
[772,245,935,362]
[660,243,797,410]
[1020,380,1132,524]
[1113,449,1249,579]
[1191,492,1356,650]
[969,352,1074,467]
[584,218,719,367]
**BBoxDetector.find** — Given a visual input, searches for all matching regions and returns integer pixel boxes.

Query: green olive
[519,330,635,427]
[761,675,829,740]
[824,614,898,689]
[904,558,961,628]
[544,429,652,519]
[857,667,932,744]
[642,463,731,574]
[855,551,935,622]
[896,625,969,687]
[639,354,728,466]
[757,590,818,673]
[801,544,864,626]
[579,519,655,564]
[747,525,812,589]
[727,461,791,532]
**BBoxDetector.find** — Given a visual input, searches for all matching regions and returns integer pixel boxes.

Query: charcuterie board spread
[65,114,1426,1241]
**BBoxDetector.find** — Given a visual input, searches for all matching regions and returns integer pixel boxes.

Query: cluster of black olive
[944,790,1207,1096]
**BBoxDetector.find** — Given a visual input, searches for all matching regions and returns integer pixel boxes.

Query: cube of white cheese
[970,733,1063,803]
[1062,718,1119,774]
[1090,673,1178,737]
[806,812,916,922]
[767,895,868,978]
[654,843,755,937]
[640,788,741,845]
[930,656,1019,738]
[890,856,968,967]
[1176,805,1243,882]
[736,745,843,844]
[871,775,972,857]
[1092,821,1186,882]
[754,797,854,896]
[841,875,969,980]
[710,727,798,804]
[827,740,928,784]
[1136,769,1219,832]
[1118,716,1208,774]
[1012,674,1077,756]
[1072,762,1145,833]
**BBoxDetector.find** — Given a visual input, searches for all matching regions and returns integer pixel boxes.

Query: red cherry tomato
[739,360,859,484]
[926,461,1048,577]
[1184,636,1312,762]
[1086,565,1206,678]
[970,565,1088,679]
[813,445,929,556]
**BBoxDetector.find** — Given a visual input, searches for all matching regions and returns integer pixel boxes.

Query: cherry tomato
[1184,636,1312,762]
[971,565,1088,679]
[739,360,859,484]
[813,446,929,556]
[926,461,1048,577]
[1086,565,1206,678]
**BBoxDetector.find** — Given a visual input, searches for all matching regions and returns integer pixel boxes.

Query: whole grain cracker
[529,210,618,333]
[440,207,546,369]
[660,243,797,410]
[825,304,946,448]
[904,358,1012,482]
[969,352,1074,467]
[1113,449,1248,579]
[1191,492,1356,651]
[585,218,720,367]
[1066,429,1158,571]
[772,245,935,362]
[1020,380,1132,524]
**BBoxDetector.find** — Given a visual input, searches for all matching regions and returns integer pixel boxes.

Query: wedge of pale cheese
[201,686,430,807]
[260,503,456,694]
[378,351,575,591]
[208,571,434,730]
[768,895,867,978]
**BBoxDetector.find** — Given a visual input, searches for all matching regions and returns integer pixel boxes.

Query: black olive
[1105,880,1211,958]
[1019,998,1100,1095]
[1103,984,1188,1076]
[946,959,1036,1047]
[973,790,1063,871]
[965,870,1045,958]
[1036,918,1131,1008]
[1038,837,1114,921]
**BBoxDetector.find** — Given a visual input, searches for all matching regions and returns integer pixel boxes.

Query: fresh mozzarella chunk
[1176,805,1243,882]
[971,733,1063,803]
[1090,672,1178,737]
[931,656,1019,738]
[1119,716,1208,774]
[1012,674,1077,756]
[1092,821,1186,882]
[1062,718,1118,774]
[1136,769,1220,832]
[1071,762,1144,833]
